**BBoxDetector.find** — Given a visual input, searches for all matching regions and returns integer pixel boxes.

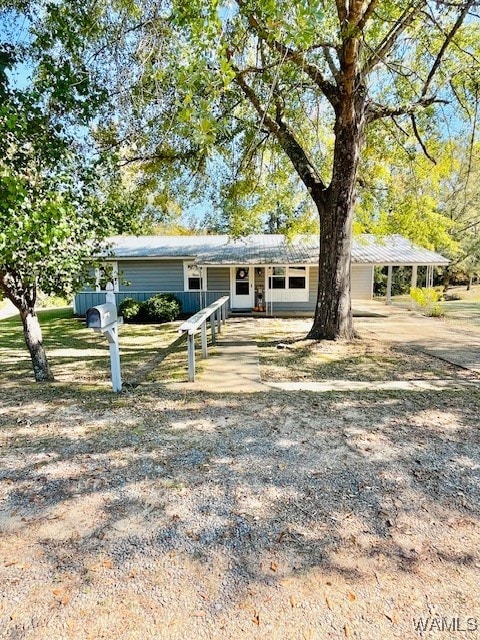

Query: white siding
[351,265,373,299]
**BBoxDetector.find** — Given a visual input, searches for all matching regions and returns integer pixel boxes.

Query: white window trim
[184,261,205,291]
[265,265,309,303]
[95,261,119,292]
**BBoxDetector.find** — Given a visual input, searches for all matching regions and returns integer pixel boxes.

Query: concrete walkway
[168,318,265,393]
[268,378,480,392]
[355,307,480,374]
[167,309,480,393]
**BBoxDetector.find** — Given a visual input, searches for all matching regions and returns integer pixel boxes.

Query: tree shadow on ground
[1,384,480,637]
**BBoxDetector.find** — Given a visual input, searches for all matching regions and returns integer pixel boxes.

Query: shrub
[410,287,444,317]
[139,294,182,323]
[119,297,142,322]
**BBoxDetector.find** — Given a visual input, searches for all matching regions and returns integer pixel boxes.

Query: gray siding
[268,264,374,312]
[119,260,184,292]
[207,267,230,291]
[309,266,318,304]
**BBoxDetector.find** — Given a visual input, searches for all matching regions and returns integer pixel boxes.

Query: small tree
[0,88,112,380]
[0,21,155,381]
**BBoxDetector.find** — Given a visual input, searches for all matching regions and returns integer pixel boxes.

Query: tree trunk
[1,270,55,382]
[308,204,355,340]
[20,308,55,382]
[307,95,365,340]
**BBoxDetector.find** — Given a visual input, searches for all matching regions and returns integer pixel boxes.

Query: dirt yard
[1,309,480,639]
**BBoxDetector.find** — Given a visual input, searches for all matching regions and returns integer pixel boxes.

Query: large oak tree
[90,0,479,339]
[4,1,478,355]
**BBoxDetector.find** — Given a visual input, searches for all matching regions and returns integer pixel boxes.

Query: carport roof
[105,233,449,266]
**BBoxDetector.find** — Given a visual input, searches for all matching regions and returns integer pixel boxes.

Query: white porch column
[199,265,206,308]
[426,265,433,288]
[386,265,393,305]
[411,265,418,290]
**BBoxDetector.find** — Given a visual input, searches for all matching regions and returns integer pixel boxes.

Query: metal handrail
[178,296,229,382]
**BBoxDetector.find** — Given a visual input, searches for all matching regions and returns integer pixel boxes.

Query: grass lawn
[441,286,480,326]
[255,317,475,383]
[3,301,479,388]
[390,285,480,326]
[0,307,196,387]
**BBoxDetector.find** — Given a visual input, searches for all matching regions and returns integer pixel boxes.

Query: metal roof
[351,234,450,265]
[105,233,449,266]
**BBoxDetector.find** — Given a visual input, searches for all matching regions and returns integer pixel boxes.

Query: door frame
[230,266,254,309]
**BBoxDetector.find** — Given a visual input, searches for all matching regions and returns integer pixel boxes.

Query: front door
[231,266,253,309]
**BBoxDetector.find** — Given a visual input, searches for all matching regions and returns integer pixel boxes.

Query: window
[267,265,308,302]
[270,267,286,289]
[268,266,306,290]
[288,266,307,289]
[235,267,250,295]
[184,263,204,291]
[95,263,119,292]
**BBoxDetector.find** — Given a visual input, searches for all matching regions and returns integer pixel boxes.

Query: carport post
[201,322,208,358]
[386,265,393,305]
[187,331,196,382]
[411,265,418,290]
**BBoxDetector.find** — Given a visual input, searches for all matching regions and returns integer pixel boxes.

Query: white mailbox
[86,303,117,330]
[85,284,122,392]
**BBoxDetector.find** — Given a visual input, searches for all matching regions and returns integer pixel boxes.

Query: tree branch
[236,1,339,108]
[410,113,436,164]
[335,0,348,25]
[421,0,475,98]
[322,45,339,79]
[232,67,327,203]
[357,0,381,30]
[120,148,201,166]
[363,0,427,75]
[366,96,447,123]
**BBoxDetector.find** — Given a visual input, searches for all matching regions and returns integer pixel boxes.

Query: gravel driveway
[1,381,480,639]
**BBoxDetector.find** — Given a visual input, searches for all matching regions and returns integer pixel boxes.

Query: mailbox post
[86,283,123,392]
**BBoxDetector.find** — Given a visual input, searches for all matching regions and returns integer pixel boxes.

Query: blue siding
[74,290,230,316]
[75,260,373,317]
